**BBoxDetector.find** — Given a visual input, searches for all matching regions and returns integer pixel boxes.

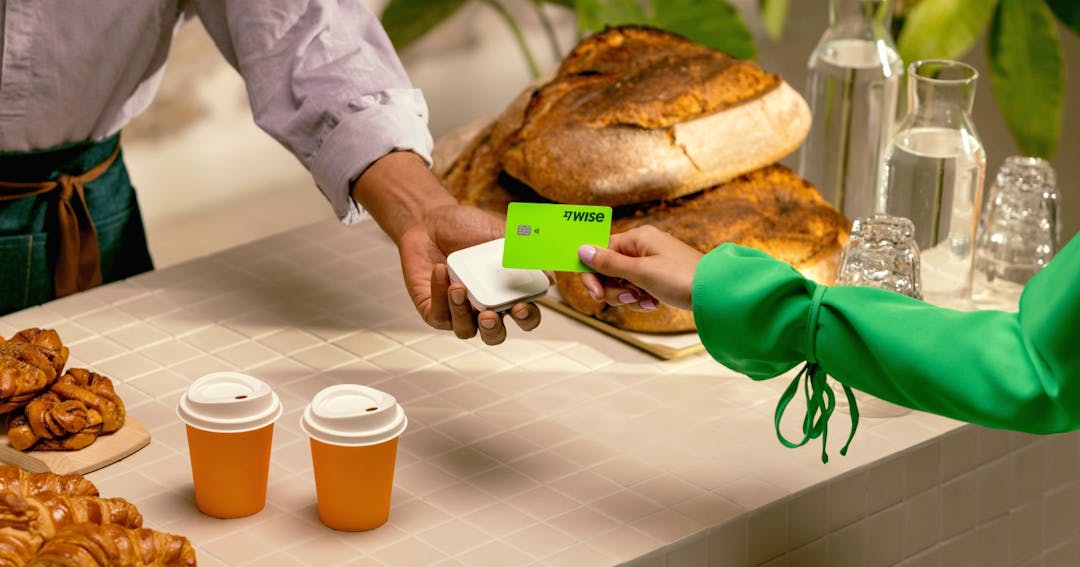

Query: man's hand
[398,204,543,344]
[352,151,542,344]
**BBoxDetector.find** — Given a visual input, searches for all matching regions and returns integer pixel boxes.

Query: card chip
[516,225,532,236]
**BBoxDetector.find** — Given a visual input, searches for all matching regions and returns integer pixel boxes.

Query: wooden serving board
[0,418,150,475]
[538,295,705,360]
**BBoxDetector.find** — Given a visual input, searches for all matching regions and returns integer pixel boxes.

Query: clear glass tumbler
[833,213,921,417]
[972,156,1060,307]
[836,213,922,299]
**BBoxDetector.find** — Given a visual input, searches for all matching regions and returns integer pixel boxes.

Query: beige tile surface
[3,218,1078,566]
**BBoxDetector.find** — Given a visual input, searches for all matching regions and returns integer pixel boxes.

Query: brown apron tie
[0,144,120,297]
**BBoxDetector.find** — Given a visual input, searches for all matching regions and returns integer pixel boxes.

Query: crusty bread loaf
[433,26,843,334]
[555,165,848,332]
[438,145,848,332]
[500,26,810,207]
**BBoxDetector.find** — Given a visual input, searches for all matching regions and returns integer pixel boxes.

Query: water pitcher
[877,60,986,305]
[798,0,902,221]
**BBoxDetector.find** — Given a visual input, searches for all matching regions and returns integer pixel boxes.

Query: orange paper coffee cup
[301,384,407,531]
[177,372,283,519]
[309,436,399,530]
[185,423,274,518]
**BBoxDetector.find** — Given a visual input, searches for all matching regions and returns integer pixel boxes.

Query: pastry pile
[0,464,195,566]
[0,329,125,451]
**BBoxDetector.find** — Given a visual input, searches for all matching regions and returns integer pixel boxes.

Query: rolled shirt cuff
[692,243,815,380]
[309,88,435,224]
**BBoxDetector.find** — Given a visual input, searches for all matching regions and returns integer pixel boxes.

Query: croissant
[51,370,124,434]
[0,467,97,498]
[28,493,142,540]
[0,491,142,541]
[29,524,195,567]
[0,526,39,566]
[0,490,35,532]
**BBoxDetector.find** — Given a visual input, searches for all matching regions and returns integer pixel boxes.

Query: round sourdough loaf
[435,139,849,333]
[432,25,845,334]
[499,26,811,207]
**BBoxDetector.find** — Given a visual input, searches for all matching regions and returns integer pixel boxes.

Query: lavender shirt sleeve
[193,1,434,223]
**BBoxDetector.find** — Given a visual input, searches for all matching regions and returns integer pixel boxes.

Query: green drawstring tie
[773,285,860,463]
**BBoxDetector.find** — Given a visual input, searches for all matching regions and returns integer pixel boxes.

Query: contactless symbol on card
[504,203,612,272]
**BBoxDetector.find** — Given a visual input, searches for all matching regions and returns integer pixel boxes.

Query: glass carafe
[798,0,902,221]
[877,60,986,306]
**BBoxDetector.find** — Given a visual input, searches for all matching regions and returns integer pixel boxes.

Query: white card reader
[447,238,549,312]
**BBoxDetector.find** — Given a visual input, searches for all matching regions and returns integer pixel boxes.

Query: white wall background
[124,0,1079,267]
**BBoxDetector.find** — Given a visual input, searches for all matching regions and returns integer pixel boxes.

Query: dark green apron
[0,134,153,315]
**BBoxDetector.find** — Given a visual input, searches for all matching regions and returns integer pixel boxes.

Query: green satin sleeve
[693,235,1080,437]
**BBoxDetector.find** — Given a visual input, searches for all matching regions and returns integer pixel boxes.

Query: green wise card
[503,202,612,272]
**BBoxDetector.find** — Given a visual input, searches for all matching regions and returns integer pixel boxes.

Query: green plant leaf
[574,0,647,32]
[651,0,756,59]
[988,0,1063,158]
[1045,0,1080,35]
[897,0,998,62]
[759,0,789,41]
[380,0,468,51]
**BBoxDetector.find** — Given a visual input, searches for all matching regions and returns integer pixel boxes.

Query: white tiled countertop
[3,218,1078,567]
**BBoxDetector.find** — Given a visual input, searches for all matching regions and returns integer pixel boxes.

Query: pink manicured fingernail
[479,318,497,329]
[578,245,597,263]
[450,289,466,305]
[512,305,529,319]
[638,298,657,310]
[618,292,636,304]
[587,287,602,302]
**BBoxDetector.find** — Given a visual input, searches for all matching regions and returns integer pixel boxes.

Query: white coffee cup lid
[177,372,283,432]
[300,384,407,446]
